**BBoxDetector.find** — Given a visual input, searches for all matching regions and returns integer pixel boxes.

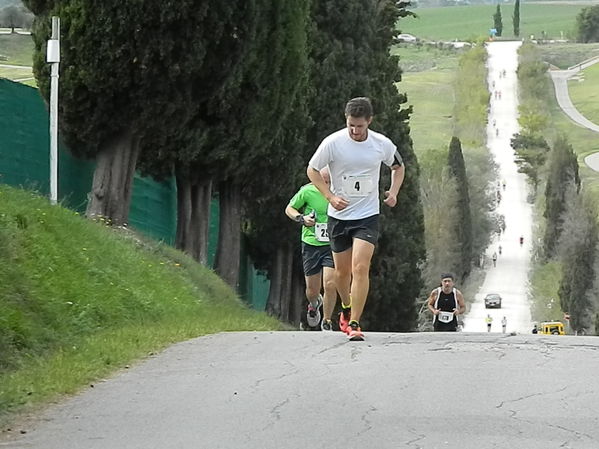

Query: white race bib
[438,311,454,323]
[342,175,374,198]
[315,222,329,242]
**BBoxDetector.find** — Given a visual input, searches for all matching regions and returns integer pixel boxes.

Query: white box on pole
[47,39,60,63]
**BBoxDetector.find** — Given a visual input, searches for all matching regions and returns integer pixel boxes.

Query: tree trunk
[175,172,212,265]
[175,175,192,251]
[266,245,285,318]
[290,260,305,326]
[190,179,212,265]
[215,181,241,289]
[86,131,140,226]
[266,242,302,325]
[279,243,294,321]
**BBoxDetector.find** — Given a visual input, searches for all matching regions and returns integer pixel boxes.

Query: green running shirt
[288,184,330,246]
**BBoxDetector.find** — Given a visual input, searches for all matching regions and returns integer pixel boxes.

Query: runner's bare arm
[427,289,439,315]
[285,205,315,226]
[285,204,301,221]
[383,163,405,207]
[307,166,349,211]
[455,290,466,315]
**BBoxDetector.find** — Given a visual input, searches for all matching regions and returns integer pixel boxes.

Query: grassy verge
[401,69,455,154]
[400,4,585,41]
[0,33,36,87]
[0,185,283,426]
[537,42,599,69]
[0,33,34,66]
[0,67,33,80]
[395,44,461,154]
[568,62,599,125]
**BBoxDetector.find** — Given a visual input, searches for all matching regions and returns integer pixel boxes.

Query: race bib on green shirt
[315,222,329,242]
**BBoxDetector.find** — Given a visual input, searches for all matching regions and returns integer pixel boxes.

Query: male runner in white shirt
[307,97,405,340]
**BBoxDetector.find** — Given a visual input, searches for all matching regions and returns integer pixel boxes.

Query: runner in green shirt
[285,167,337,330]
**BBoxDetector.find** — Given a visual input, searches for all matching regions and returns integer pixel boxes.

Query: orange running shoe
[347,321,364,341]
[338,307,351,334]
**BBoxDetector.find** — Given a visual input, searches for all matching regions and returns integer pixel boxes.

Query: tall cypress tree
[558,194,597,334]
[543,135,580,258]
[447,137,473,282]
[513,0,520,37]
[493,5,503,37]
[420,149,461,287]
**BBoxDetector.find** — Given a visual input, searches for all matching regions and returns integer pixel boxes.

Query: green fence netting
[0,78,269,310]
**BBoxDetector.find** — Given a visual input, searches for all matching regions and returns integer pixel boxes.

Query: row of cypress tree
[514,42,598,334]
[24,1,426,331]
[492,0,520,38]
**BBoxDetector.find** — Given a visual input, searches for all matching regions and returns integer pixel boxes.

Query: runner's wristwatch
[295,214,304,224]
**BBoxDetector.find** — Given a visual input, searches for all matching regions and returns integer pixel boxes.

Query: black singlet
[434,288,458,331]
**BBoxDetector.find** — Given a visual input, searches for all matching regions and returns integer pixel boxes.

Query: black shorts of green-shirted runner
[301,242,334,276]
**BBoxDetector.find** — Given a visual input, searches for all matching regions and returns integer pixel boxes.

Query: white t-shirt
[308,128,399,220]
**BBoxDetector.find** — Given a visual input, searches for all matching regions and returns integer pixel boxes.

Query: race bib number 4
[315,222,329,242]
[342,175,374,198]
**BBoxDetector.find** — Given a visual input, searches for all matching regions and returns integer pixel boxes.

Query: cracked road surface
[3,331,599,449]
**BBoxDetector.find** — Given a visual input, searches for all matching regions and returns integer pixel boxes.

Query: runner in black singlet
[427,273,466,332]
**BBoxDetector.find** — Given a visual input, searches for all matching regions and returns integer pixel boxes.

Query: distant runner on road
[427,273,466,332]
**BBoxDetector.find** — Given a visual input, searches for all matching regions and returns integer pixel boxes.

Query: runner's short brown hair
[345,97,373,119]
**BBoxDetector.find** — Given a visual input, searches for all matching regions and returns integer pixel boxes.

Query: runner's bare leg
[322,266,337,320]
[304,271,322,303]
[349,238,375,323]
[332,249,352,309]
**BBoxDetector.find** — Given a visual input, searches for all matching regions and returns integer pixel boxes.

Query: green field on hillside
[0,33,35,85]
[568,62,599,125]
[393,45,459,154]
[0,33,34,65]
[401,69,456,154]
[400,4,585,41]
[537,42,599,69]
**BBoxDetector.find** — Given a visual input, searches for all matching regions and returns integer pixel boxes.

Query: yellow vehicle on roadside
[539,321,565,335]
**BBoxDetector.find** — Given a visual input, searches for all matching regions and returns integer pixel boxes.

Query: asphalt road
[3,331,599,449]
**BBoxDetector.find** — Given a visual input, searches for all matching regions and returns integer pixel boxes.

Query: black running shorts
[302,243,334,276]
[327,215,379,253]
[433,317,458,332]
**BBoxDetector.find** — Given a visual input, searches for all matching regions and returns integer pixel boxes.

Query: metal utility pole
[47,16,60,204]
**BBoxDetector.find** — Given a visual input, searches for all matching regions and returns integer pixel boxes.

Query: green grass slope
[0,33,34,85]
[0,33,33,65]
[0,185,282,424]
[568,61,599,125]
